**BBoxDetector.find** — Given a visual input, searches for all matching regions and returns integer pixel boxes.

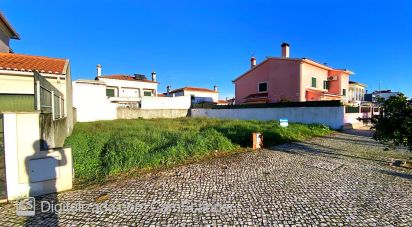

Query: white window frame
[258,81,268,93]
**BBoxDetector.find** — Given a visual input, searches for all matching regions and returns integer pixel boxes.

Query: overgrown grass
[64,118,330,185]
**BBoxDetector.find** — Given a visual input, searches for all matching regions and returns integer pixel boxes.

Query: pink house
[233,43,354,104]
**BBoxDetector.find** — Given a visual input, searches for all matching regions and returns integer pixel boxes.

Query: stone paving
[1,132,412,226]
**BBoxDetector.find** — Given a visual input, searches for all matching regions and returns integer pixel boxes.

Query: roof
[0,52,67,75]
[244,92,268,99]
[306,88,342,97]
[169,86,218,93]
[74,79,105,85]
[0,12,20,39]
[233,56,354,82]
[349,81,367,87]
[97,75,159,84]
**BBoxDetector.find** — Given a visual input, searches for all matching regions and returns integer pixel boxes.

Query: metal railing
[345,106,359,113]
[34,71,65,120]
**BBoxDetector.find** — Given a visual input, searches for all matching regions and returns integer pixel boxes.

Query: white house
[95,64,159,107]
[348,81,367,106]
[166,86,219,104]
[72,65,191,122]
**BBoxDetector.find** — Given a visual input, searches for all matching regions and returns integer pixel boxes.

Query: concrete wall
[72,80,117,122]
[191,106,346,129]
[2,112,73,200]
[39,114,68,148]
[141,96,191,109]
[118,108,189,119]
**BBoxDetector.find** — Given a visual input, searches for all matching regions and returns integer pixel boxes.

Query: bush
[64,118,331,184]
[372,94,412,151]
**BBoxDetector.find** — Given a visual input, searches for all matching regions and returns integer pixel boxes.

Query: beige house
[0,53,74,132]
[0,12,73,132]
[0,12,73,201]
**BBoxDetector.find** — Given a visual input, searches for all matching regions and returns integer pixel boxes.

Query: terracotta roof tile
[0,52,67,74]
[98,75,159,84]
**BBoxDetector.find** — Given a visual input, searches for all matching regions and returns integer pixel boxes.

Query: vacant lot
[2,132,411,226]
[64,118,330,185]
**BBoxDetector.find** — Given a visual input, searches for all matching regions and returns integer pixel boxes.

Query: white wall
[141,96,191,109]
[191,106,345,129]
[72,81,117,122]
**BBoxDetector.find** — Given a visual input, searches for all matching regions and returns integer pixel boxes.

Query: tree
[372,94,412,151]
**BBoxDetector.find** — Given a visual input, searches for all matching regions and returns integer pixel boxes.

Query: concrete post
[51,91,55,119]
[36,81,41,111]
[59,96,62,118]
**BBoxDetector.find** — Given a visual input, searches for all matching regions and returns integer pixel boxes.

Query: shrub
[372,94,412,151]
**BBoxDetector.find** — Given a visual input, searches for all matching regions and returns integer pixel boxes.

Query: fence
[345,106,359,113]
[34,71,64,120]
[212,100,342,109]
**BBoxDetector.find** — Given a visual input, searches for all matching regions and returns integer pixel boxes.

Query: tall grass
[64,118,330,184]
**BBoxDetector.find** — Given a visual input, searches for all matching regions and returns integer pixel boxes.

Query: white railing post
[59,96,62,118]
[51,91,55,119]
[36,81,41,111]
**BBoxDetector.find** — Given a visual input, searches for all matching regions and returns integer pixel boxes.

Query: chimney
[167,85,171,93]
[151,71,157,82]
[97,64,102,77]
[214,85,218,92]
[250,57,256,68]
[281,42,290,58]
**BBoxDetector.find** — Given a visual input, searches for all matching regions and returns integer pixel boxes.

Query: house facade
[166,86,219,104]
[233,43,353,104]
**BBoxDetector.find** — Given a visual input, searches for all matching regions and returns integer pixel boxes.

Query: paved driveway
[1,132,412,226]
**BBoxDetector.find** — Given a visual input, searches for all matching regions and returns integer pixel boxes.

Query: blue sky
[2,0,411,99]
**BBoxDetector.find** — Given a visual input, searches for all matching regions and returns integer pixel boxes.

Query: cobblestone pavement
[1,132,412,226]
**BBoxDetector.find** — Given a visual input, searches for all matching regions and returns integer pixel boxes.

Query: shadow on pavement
[341,128,374,138]
[378,169,412,180]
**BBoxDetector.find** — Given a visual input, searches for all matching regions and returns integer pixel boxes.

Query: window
[311,77,317,88]
[106,88,115,97]
[323,81,329,90]
[258,82,268,92]
[143,90,152,96]
[342,89,347,96]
